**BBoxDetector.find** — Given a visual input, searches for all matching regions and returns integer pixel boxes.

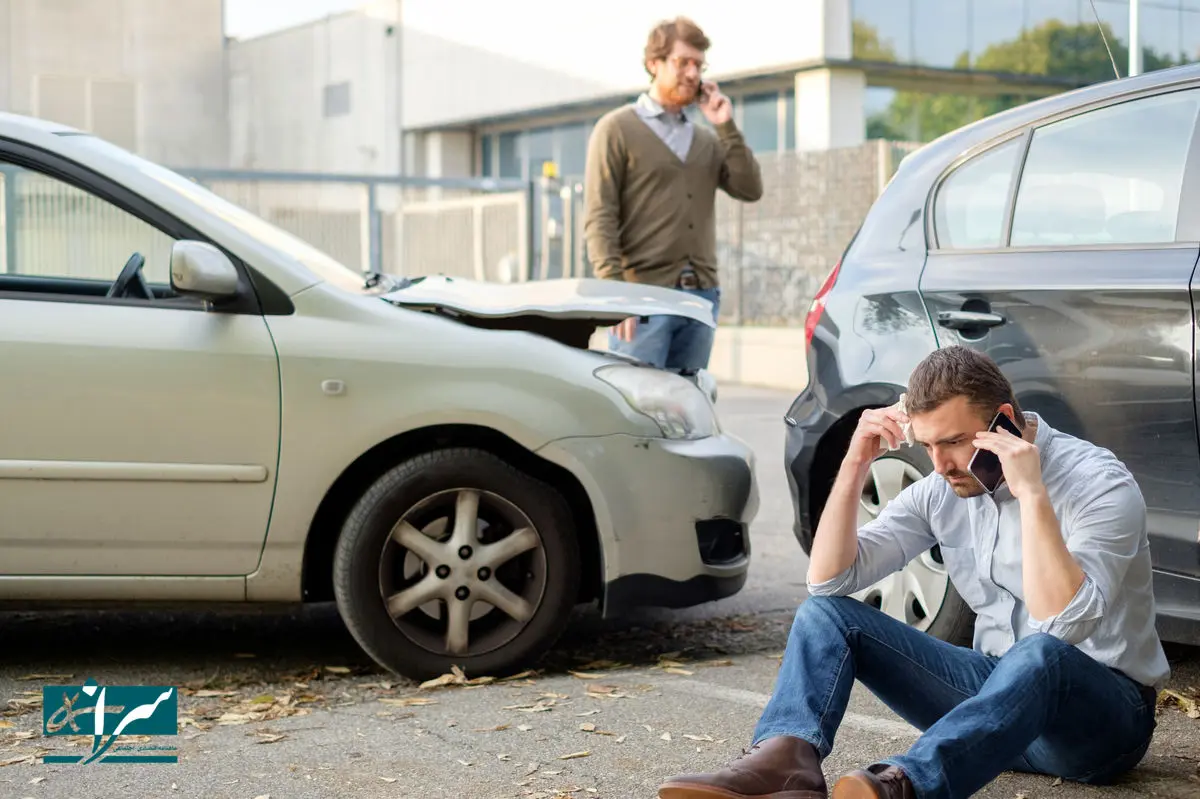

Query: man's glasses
[667,56,707,74]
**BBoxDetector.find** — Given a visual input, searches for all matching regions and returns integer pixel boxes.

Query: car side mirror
[170,241,240,300]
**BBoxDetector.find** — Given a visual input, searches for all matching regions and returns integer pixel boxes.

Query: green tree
[862,19,1181,143]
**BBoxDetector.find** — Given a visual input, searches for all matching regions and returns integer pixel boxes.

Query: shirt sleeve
[807,475,939,597]
[1026,468,1147,645]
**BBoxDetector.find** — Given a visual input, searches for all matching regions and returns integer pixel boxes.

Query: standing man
[584,16,763,372]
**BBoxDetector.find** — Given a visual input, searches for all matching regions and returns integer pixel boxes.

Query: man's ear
[998,402,1022,429]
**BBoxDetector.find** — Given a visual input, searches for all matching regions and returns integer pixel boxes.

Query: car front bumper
[536,432,759,617]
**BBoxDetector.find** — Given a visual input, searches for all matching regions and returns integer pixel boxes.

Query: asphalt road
[0,385,1197,799]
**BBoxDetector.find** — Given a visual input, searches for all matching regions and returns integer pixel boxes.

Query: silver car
[0,113,758,680]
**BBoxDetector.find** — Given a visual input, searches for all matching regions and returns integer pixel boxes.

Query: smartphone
[967,411,1023,494]
[697,82,711,104]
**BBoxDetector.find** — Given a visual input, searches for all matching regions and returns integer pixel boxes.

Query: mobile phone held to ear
[968,411,1023,494]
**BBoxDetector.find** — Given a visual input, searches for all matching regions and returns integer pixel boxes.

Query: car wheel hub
[850,456,949,631]
[378,488,547,658]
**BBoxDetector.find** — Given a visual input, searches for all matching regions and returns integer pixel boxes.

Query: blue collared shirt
[809,413,1172,689]
[634,92,694,162]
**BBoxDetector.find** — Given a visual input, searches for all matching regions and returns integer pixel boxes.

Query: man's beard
[661,80,698,107]
[944,470,984,498]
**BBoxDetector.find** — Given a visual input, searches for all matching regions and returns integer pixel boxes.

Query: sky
[223,1,825,92]
[224,0,363,40]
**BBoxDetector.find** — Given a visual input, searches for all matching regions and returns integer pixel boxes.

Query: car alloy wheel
[333,447,580,681]
[381,488,547,658]
[850,456,950,632]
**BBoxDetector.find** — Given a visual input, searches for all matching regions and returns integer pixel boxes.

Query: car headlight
[594,364,718,440]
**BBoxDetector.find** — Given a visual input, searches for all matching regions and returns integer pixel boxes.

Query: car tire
[811,441,976,649]
[333,447,581,682]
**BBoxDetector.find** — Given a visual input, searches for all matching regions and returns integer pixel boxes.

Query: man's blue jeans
[607,287,720,371]
[753,596,1157,799]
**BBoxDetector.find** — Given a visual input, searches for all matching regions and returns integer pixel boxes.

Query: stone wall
[713,139,919,326]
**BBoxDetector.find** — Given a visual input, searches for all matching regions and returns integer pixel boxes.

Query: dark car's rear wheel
[851,454,975,646]
[333,448,580,681]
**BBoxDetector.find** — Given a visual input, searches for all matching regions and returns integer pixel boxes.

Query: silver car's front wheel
[333,448,580,681]
[847,454,975,646]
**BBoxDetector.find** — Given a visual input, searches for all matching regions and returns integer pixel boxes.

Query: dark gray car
[785,64,1200,648]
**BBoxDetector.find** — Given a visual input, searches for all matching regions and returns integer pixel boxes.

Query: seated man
[659,346,1168,799]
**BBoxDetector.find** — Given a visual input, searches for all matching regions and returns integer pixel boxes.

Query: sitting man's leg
[658,595,996,799]
[836,632,1158,799]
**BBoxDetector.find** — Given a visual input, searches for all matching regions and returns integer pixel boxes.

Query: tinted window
[933,137,1020,249]
[1010,90,1200,247]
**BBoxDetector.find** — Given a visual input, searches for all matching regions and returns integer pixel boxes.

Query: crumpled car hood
[381,275,715,349]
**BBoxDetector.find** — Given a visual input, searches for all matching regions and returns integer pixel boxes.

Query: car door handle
[937,311,1006,330]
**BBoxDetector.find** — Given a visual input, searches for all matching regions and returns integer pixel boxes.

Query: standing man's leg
[664,286,720,372]
[659,596,996,799]
[608,313,676,367]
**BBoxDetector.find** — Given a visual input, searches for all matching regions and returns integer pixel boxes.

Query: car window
[1010,90,1200,247]
[0,161,176,284]
[933,137,1021,250]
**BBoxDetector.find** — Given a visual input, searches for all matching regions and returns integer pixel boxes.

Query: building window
[741,92,779,153]
[498,131,522,178]
[784,90,796,150]
[323,82,351,118]
[480,134,494,178]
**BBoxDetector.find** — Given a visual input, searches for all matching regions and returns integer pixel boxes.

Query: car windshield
[63,134,374,294]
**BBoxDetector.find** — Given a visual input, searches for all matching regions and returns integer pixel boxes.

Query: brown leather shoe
[831,764,915,799]
[658,735,827,799]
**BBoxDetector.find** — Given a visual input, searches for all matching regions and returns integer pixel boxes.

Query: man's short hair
[644,16,710,76]
[906,346,1024,426]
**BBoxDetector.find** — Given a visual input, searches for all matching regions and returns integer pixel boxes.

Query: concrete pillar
[794,68,866,151]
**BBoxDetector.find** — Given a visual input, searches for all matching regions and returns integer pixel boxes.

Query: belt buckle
[678,271,699,290]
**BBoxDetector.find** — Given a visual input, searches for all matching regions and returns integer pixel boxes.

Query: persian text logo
[42,678,178,764]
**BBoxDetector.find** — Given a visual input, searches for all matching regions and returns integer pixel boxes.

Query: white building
[0,0,228,168]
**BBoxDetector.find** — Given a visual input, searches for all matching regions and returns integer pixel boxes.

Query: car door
[917,86,1200,590]
[0,151,280,580]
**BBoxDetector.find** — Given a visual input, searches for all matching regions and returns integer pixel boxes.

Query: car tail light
[804,259,841,350]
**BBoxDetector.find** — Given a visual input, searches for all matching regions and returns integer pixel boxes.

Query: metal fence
[0,165,533,282]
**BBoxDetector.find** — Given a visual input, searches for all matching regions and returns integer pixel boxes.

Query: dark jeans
[752,596,1157,799]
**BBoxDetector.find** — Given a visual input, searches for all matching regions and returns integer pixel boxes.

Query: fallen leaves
[1159,688,1200,719]
[420,665,496,691]
[504,698,558,713]
[207,693,309,726]
[584,684,630,700]
[379,697,438,708]
[558,751,590,760]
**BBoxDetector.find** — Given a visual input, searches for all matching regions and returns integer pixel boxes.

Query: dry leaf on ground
[558,751,590,760]
[420,665,496,690]
[380,697,438,707]
[1159,689,1200,719]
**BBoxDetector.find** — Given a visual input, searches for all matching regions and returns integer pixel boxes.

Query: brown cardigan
[582,105,763,289]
